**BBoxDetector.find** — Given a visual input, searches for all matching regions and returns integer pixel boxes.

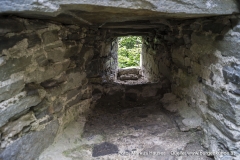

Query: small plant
[118,36,142,68]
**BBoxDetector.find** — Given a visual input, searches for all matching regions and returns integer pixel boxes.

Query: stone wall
[0,17,93,160]
[1,13,240,160]
[168,15,240,159]
[142,27,172,82]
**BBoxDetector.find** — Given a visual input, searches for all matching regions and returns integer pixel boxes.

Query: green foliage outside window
[118,36,142,68]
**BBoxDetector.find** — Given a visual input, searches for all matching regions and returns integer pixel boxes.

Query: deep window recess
[118,36,142,68]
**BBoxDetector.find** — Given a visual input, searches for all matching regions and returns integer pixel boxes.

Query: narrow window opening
[116,36,146,83]
[118,36,142,69]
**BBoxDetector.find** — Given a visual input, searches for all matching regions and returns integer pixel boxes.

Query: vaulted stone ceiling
[1,0,239,27]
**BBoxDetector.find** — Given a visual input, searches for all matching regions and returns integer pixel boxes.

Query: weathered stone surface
[42,30,59,45]
[0,120,59,160]
[206,112,240,141]
[44,47,65,62]
[0,91,44,127]
[0,56,32,81]
[0,0,239,25]
[26,60,70,83]
[0,18,25,36]
[118,67,140,76]
[28,34,41,48]
[215,31,240,58]
[223,64,240,85]
[0,35,27,54]
[0,78,24,102]
[119,74,139,81]
[1,112,36,139]
[204,90,240,125]
[66,93,82,108]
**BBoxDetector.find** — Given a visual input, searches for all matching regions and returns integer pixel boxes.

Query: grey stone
[66,93,82,108]
[206,113,240,141]
[40,79,63,89]
[26,60,70,83]
[53,100,63,113]
[0,35,27,54]
[222,64,240,85]
[24,20,48,30]
[202,22,227,33]
[66,88,81,100]
[0,0,239,25]
[35,53,48,67]
[0,78,24,102]
[203,86,240,125]
[27,34,41,48]
[1,112,35,138]
[0,91,43,128]
[32,99,50,119]
[215,33,240,58]
[0,56,32,81]
[0,18,25,36]
[229,89,240,96]
[42,30,59,45]
[44,46,65,62]
[0,120,59,160]
[119,74,139,81]
[118,67,140,76]
[86,59,101,78]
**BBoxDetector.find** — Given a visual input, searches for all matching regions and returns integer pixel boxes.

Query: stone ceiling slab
[0,0,239,25]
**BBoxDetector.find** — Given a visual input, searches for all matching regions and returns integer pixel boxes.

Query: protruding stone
[1,112,36,139]
[0,120,59,160]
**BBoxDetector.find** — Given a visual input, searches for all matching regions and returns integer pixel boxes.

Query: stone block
[66,93,82,108]
[0,19,25,36]
[27,34,41,48]
[223,64,240,85]
[35,53,48,67]
[0,120,59,160]
[215,32,240,58]
[42,30,59,45]
[32,99,50,119]
[0,78,24,102]
[81,86,92,100]
[0,91,43,128]
[172,48,184,67]
[125,92,138,102]
[203,86,240,125]
[24,20,48,30]
[0,35,27,53]
[118,67,140,76]
[44,46,66,62]
[206,112,240,141]
[66,87,81,100]
[64,45,81,58]
[1,112,36,138]
[184,57,191,67]
[202,22,226,33]
[86,59,101,78]
[53,100,63,113]
[0,56,32,81]
[119,74,138,80]
[26,60,70,83]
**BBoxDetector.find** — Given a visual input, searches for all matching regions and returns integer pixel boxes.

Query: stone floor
[39,101,213,160]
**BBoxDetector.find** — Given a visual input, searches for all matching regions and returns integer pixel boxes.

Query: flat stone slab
[118,67,141,76]
[92,142,119,157]
[119,74,139,81]
[0,0,239,21]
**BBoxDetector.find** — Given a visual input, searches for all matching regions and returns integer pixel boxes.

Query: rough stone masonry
[0,0,240,160]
